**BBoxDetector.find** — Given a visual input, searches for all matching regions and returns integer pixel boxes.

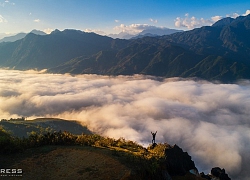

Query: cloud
[84,28,106,35]
[0,15,7,23]
[175,14,214,29]
[211,15,222,22]
[114,19,120,23]
[1,69,250,179]
[175,10,250,30]
[226,13,240,18]
[114,23,166,34]
[43,28,54,34]
[243,9,250,16]
[225,9,250,19]
[33,19,40,23]
[149,18,158,23]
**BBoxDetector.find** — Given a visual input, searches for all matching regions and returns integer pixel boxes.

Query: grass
[0,127,170,179]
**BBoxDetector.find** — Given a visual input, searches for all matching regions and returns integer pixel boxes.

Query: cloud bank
[175,13,214,29]
[1,69,250,179]
[175,10,250,29]
[113,23,167,35]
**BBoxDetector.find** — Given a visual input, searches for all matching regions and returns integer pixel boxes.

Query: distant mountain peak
[212,17,234,27]
[212,14,250,27]
[30,29,46,35]
[0,29,46,43]
[139,27,183,36]
[50,29,61,34]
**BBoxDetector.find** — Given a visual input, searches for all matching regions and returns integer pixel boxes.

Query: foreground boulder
[164,144,197,176]
[200,167,231,180]
[211,167,231,180]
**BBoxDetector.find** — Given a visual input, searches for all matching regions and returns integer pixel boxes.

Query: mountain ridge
[0,15,250,82]
[0,29,46,43]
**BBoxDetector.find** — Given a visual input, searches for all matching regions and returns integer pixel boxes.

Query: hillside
[0,118,92,138]
[0,15,250,82]
[1,146,133,180]
[0,119,231,180]
[0,30,128,69]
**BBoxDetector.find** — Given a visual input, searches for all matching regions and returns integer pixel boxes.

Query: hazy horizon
[1,69,250,179]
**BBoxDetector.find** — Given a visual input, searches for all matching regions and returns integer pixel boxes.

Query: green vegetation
[0,127,169,179]
[0,118,91,137]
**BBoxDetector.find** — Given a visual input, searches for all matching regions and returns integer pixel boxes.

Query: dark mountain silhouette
[0,29,46,43]
[0,29,128,69]
[0,33,27,43]
[212,17,235,27]
[0,15,250,82]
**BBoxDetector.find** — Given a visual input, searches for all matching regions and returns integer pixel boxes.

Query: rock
[200,172,211,180]
[164,144,197,176]
[211,167,231,180]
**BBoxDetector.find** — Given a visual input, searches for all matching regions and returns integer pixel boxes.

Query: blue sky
[0,0,250,37]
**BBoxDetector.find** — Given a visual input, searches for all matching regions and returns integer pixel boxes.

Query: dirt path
[1,146,132,180]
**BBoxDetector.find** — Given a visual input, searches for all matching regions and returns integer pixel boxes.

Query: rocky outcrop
[155,144,231,180]
[211,167,231,180]
[200,167,231,180]
[164,144,197,176]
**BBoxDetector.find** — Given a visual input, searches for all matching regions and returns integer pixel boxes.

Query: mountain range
[0,15,250,82]
[108,27,183,39]
[0,30,46,43]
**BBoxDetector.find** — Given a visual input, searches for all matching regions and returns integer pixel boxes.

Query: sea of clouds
[1,69,250,179]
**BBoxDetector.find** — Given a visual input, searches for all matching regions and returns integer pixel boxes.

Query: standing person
[151,131,157,144]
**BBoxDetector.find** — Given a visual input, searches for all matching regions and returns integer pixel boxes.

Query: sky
[1,69,250,179]
[0,0,250,37]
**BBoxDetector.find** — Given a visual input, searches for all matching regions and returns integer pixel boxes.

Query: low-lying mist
[1,69,250,179]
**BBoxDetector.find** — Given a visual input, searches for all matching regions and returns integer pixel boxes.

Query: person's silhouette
[151,131,157,144]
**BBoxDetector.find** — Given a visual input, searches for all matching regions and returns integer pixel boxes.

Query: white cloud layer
[84,28,106,35]
[211,15,222,22]
[243,10,250,16]
[175,14,214,29]
[1,69,250,179]
[113,23,150,34]
[114,23,167,34]
[43,28,54,34]
[227,13,240,18]
[175,10,250,29]
[228,9,250,17]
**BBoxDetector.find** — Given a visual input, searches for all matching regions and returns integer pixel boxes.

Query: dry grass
[1,146,132,180]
